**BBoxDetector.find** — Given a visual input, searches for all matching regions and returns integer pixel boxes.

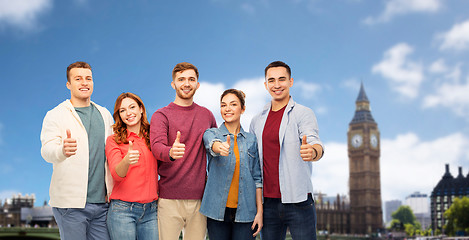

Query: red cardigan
[105,132,158,203]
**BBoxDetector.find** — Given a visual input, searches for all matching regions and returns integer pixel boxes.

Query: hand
[300,135,316,161]
[63,129,77,157]
[217,135,231,156]
[125,141,140,165]
[252,212,263,237]
[169,131,185,160]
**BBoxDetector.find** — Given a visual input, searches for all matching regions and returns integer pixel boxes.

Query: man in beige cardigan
[40,61,114,240]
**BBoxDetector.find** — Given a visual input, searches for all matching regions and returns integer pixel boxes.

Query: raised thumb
[302,135,307,145]
[175,131,181,143]
[226,135,231,146]
[128,141,133,151]
[66,129,72,139]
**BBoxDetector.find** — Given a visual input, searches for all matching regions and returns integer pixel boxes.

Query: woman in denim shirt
[200,89,263,240]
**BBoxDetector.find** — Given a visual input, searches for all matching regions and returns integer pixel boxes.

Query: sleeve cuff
[208,139,222,156]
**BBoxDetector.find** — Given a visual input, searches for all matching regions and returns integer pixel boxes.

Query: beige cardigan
[40,100,114,208]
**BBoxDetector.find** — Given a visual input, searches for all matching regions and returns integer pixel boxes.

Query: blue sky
[1,0,469,208]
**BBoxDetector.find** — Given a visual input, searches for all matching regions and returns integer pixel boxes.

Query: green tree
[390,219,403,230]
[421,227,432,236]
[392,206,417,225]
[390,205,421,236]
[444,196,469,236]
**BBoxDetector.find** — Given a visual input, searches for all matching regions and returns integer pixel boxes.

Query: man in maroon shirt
[150,62,217,240]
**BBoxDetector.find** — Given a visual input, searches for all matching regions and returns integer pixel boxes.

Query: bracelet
[312,147,318,160]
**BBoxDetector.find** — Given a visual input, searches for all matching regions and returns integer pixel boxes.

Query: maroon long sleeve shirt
[150,102,217,199]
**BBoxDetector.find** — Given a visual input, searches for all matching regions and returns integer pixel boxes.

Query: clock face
[351,134,363,148]
[370,134,378,148]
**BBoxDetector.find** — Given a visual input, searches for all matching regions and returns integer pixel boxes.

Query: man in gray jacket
[40,61,113,240]
[250,61,324,240]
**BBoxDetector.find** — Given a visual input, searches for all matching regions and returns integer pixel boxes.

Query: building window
[444,204,448,210]
[437,196,440,203]
[444,196,448,202]
[437,205,440,211]
[437,212,441,219]
[438,220,441,228]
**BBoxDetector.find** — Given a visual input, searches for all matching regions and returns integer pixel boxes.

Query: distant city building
[405,192,431,230]
[316,193,350,234]
[0,193,55,227]
[384,200,402,226]
[430,164,469,232]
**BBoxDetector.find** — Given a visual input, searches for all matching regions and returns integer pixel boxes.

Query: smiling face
[171,69,200,105]
[220,93,245,124]
[66,68,93,107]
[119,97,143,133]
[265,66,293,105]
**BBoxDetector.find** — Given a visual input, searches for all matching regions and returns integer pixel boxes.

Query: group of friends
[40,60,324,240]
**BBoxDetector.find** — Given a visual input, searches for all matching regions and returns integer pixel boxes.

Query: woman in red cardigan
[105,92,159,240]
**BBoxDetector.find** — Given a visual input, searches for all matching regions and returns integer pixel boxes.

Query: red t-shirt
[262,105,286,198]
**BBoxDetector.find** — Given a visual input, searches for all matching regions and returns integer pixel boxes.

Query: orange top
[226,136,240,208]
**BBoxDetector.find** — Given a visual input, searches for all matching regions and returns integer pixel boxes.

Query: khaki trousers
[158,198,207,240]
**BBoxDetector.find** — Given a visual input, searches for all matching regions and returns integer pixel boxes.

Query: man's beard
[176,87,196,99]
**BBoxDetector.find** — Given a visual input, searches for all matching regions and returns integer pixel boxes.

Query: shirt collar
[126,129,139,139]
[262,96,296,114]
[220,122,247,138]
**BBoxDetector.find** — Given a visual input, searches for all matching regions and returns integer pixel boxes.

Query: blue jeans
[107,200,158,240]
[52,202,110,240]
[262,194,317,240]
[207,208,255,240]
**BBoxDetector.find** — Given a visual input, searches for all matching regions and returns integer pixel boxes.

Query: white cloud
[437,19,469,51]
[372,43,424,99]
[311,142,349,196]
[363,0,442,25]
[195,77,270,129]
[194,81,225,125]
[340,78,361,91]
[381,132,469,201]
[428,59,448,74]
[232,78,270,128]
[312,132,469,202]
[293,80,321,100]
[0,0,52,31]
[423,74,469,118]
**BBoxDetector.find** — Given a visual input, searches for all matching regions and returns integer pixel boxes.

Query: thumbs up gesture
[63,129,77,157]
[217,135,231,156]
[300,135,316,161]
[170,131,185,160]
[125,141,140,165]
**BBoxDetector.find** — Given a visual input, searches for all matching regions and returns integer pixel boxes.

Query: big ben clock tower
[348,83,383,234]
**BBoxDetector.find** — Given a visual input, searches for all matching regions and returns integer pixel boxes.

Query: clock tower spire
[348,83,383,234]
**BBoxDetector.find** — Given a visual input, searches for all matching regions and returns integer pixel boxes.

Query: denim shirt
[200,123,262,222]
[249,97,323,204]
